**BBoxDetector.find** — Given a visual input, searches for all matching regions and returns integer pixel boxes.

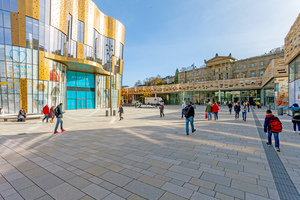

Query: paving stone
[0,182,13,192]
[169,165,203,178]
[164,171,191,182]
[4,193,24,200]
[124,180,164,200]
[36,195,55,200]
[78,195,95,200]
[200,172,231,186]
[127,194,146,200]
[189,177,216,190]
[161,182,193,199]
[112,187,132,198]
[100,171,133,187]
[215,184,245,199]
[3,171,25,182]
[190,192,218,200]
[47,183,85,200]
[159,192,188,200]
[144,159,173,170]
[198,187,216,197]
[32,173,64,191]
[82,184,110,200]
[55,169,77,181]
[147,166,167,175]
[215,192,235,200]
[217,161,244,172]
[9,177,34,191]
[22,167,48,179]
[19,185,46,200]
[67,176,91,189]
[170,178,185,186]
[84,165,108,176]
[69,160,94,170]
[120,169,142,179]
[138,175,166,188]
[103,193,125,200]
[106,164,124,172]
[100,180,117,191]
[231,179,269,198]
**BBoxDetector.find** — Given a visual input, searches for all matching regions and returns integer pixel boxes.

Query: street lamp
[192,63,196,105]
[106,42,114,116]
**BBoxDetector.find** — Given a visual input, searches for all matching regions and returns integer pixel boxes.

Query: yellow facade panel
[77,42,84,59]
[39,51,49,81]
[25,0,33,18]
[20,78,28,111]
[120,59,123,75]
[106,75,109,89]
[111,56,115,74]
[32,0,39,20]
[118,90,121,106]
[17,0,26,15]
[11,12,19,46]
[18,14,26,47]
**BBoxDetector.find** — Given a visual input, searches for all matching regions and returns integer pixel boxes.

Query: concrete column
[219,90,221,103]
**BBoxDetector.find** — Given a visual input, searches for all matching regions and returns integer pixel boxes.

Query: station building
[0,0,125,114]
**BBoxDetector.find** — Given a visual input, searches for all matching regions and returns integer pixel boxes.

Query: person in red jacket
[212,102,220,120]
[42,104,50,123]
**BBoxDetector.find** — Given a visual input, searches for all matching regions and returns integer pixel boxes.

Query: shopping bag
[205,112,208,119]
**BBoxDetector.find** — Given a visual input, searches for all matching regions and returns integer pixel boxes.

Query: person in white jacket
[181,101,186,118]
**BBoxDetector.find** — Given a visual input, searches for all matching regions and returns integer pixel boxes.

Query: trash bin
[278,106,283,115]
[105,110,109,116]
[113,110,116,116]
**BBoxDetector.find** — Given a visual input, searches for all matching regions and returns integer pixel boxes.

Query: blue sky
[94,0,300,87]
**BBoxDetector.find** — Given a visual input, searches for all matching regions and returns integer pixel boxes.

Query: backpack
[269,116,282,133]
[293,110,300,119]
[184,106,192,118]
[54,107,59,116]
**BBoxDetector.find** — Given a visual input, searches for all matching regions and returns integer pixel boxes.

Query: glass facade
[289,54,300,111]
[0,0,125,114]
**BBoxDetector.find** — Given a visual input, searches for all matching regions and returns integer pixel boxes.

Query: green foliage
[174,68,179,83]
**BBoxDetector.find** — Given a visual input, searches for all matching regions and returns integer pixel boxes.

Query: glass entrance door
[77,99,86,109]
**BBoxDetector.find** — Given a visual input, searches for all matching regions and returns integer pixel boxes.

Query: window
[251,64,254,67]
[260,62,264,66]
[260,71,264,76]
[225,73,228,79]
[201,72,203,75]
[77,20,84,43]
[243,65,246,68]
[234,73,238,79]
[196,80,198,82]
[251,72,255,77]
[226,67,228,70]
[236,66,238,69]
[201,79,203,82]
[218,68,220,72]
[67,14,72,41]
[187,81,189,83]
[187,75,189,78]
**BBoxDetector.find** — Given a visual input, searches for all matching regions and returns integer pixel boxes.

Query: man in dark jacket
[118,104,124,121]
[54,103,66,134]
[228,101,233,114]
[234,102,240,120]
[185,101,196,135]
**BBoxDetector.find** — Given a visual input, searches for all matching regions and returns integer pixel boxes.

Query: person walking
[0,108,4,115]
[159,103,164,117]
[205,102,212,120]
[42,104,49,123]
[181,101,186,118]
[212,102,219,120]
[241,102,247,121]
[118,104,124,121]
[247,102,250,112]
[54,103,66,134]
[289,103,300,134]
[17,108,27,121]
[234,102,240,120]
[264,110,282,152]
[49,106,55,123]
[228,101,233,114]
[184,101,196,135]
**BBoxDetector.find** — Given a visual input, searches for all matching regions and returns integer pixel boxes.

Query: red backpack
[269,116,282,133]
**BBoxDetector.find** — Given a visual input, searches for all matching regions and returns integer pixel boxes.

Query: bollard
[105,110,108,116]
[113,110,116,116]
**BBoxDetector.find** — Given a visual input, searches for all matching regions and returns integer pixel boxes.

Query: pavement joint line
[252,108,300,200]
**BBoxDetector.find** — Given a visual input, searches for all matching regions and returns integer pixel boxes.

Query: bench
[0,113,44,122]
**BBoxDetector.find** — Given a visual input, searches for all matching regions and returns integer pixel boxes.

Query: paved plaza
[0,106,300,200]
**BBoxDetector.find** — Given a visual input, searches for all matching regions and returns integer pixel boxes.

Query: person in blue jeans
[205,102,212,120]
[264,109,280,152]
[184,101,196,135]
[241,103,247,122]
[289,103,300,134]
[181,101,186,118]
[54,103,66,134]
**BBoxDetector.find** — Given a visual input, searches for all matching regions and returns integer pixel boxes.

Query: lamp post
[106,42,114,116]
[192,63,196,105]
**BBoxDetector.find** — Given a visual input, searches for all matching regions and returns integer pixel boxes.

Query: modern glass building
[0,0,125,114]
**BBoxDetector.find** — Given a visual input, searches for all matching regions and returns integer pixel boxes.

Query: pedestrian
[159,102,164,117]
[241,102,247,121]
[181,101,186,118]
[0,108,4,115]
[54,103,66,134]
[234,102,240,120]
[184,101,196,135]
[212,102,219,120]
[289,103,300,134]
[253,101,256,109]
[264,110,282,152]
[17,108,27,122]
[49,106,55,123]
[118,103,124,121]
[228,101,233,114]
[257,101,261,109]
[42,104,49,123]
[205,102,212,120]
[247,102,250,112]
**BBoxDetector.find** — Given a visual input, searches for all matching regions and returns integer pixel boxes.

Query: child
[264,110,282,152]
